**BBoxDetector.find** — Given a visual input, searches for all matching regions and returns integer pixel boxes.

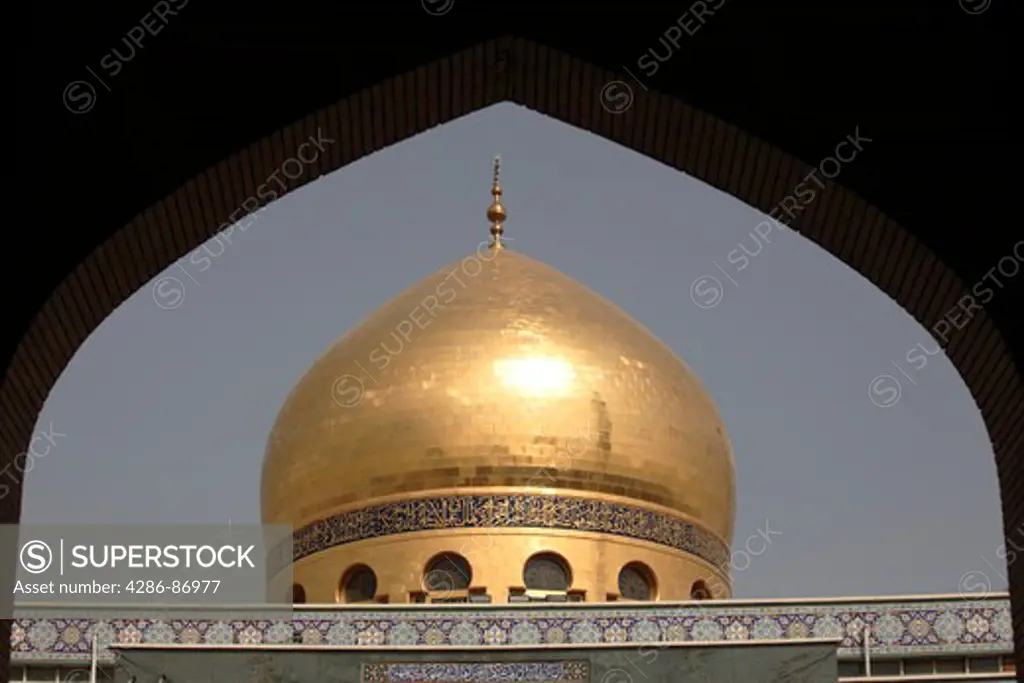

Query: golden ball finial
[488,155,507,250]
[486,204,506,222]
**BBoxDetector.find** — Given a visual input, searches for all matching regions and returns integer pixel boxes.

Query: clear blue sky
[23,104,1007,600]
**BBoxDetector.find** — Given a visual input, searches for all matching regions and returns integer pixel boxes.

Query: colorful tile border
[361,661,589,682]
[291,494,730,570]
[10,597,1012,663]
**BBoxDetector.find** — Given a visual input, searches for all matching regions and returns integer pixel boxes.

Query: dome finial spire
[487,155,507,251]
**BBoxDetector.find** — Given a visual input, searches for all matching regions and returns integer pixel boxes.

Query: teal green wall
[112,642,836,682]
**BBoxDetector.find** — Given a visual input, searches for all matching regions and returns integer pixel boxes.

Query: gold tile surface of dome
[261,248,736,548]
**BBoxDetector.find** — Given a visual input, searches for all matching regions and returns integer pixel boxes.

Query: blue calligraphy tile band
[290,494,729,570]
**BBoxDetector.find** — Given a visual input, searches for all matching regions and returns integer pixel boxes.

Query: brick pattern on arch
[1,36,1022,677]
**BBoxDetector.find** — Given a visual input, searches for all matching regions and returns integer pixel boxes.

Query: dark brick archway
[4,34,1021,677]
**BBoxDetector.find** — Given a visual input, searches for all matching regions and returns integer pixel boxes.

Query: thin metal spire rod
[487,155,507,251]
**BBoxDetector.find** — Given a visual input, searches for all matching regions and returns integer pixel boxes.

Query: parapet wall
[10,593,1012,664]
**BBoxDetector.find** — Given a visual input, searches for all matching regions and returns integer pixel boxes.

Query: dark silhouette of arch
[6,4,1021,676]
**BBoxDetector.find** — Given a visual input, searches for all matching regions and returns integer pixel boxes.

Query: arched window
[690,579,712,600]
[618,562,655,601]
[339,565,377,603]
[292,583,307,604]
[424,552,472,593]
[523,553,571,592]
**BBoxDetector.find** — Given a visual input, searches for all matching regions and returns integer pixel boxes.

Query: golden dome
[261,162,736,603]
[263,246,735,532]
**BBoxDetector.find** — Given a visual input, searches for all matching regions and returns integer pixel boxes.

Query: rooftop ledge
[110,637,843,653]
[12,591,1012,613]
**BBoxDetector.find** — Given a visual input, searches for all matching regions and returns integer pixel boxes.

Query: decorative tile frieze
[291,494,730,570]
[10,598,1013,663]
[361,661,589,682]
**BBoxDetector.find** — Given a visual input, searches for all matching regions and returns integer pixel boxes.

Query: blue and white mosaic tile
[10,597,1014,663]
[361,661,589,682]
